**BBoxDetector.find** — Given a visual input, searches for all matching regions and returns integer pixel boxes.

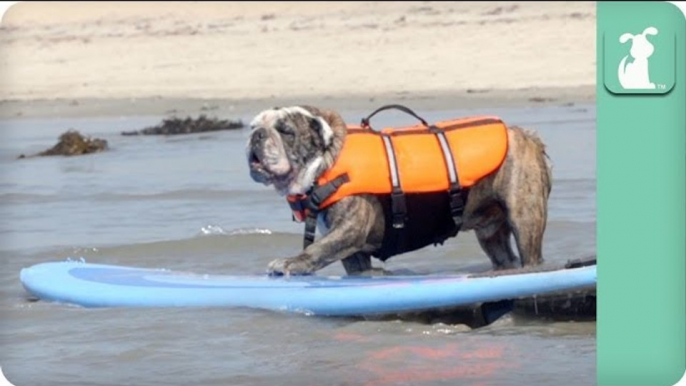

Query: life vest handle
[361,104,429,130]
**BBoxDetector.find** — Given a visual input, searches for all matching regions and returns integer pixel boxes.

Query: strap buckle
[448,186,466,227]
[391,190,407,229]
[299,174,350,249]
[307,173,350,212]
[305,192,322,212]
[449,187,465,215]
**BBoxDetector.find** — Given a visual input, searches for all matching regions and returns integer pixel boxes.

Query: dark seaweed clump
[121,115,244,136]
[18,130,108,159]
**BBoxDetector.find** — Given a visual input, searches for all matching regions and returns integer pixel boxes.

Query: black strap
[301,174,350,249]
[390,188,407,229]
[433,130,466,228]
[303,212,317,249]
[449,187,467,229]
[305,174,350,212]
[380,134,406,229]
[361,104,429,130]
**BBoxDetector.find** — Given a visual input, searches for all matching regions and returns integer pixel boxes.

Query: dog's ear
[308,114,322,132]
[619,33,634,43]
[300,105,344,148]
[642,27,658,36]
[308,114,334,147]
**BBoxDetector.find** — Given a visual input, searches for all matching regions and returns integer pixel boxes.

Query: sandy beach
[0,1,595,119]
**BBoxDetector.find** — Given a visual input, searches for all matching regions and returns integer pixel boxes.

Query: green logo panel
[603,10,676,94]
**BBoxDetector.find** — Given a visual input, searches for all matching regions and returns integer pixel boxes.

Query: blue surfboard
[20,261,596,316]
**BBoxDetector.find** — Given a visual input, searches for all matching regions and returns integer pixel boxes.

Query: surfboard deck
[20,261,596,316]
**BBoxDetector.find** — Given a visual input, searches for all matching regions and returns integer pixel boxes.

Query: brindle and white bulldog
[247,106,552,276]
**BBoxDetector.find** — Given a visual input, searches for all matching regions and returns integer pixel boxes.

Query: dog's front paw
[267,257,315,276]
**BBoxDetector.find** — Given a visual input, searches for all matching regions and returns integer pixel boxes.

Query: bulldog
[247,106,552,276]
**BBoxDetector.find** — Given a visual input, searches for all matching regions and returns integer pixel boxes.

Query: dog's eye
[281,131,295,142]
[277,124,295,137]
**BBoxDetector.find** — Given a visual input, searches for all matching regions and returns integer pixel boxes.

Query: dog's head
[247,106,347,196]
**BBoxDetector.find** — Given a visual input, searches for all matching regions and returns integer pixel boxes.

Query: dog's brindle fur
[247,106,552,276]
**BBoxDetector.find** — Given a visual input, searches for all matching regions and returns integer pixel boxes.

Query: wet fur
[248,107,552,275]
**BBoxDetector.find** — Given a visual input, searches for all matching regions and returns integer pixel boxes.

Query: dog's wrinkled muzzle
[247,128,271,183]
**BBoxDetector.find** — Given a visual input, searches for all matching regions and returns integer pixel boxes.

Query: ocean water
[0,104,596,386]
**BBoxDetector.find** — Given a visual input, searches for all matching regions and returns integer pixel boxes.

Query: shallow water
[0,104,596,386]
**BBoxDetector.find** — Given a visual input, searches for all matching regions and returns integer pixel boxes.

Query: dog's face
[247,106,339,195]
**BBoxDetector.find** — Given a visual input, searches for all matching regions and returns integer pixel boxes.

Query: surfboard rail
[20,261,597,316]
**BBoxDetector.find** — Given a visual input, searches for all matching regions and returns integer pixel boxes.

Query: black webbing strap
[361,104,429,130]
[302,174,350,249]
[380,134,407,229]
[303,213,318,249]
[432,126,466,228]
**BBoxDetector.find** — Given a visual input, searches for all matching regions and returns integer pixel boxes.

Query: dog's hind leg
[501,174,549,267]
[508,208,546,267]
[500,126,552,267]
[475,221,518,270]
[502,163,549,267]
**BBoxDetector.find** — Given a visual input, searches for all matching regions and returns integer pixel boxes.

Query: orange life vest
[317,116,507,208]
[286,106,509,257]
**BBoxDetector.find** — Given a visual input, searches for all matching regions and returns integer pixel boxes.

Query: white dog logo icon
[618,27,659,89]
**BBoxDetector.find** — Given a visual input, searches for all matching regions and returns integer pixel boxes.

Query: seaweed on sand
[18,130,108,159]
[121,115,244,136]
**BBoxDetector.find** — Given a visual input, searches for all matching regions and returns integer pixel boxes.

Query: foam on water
[198,224,227,235]
[199,225,274,236]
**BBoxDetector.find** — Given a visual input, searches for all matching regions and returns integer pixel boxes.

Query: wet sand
[0,86,594,120]
[1,2,595,119]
